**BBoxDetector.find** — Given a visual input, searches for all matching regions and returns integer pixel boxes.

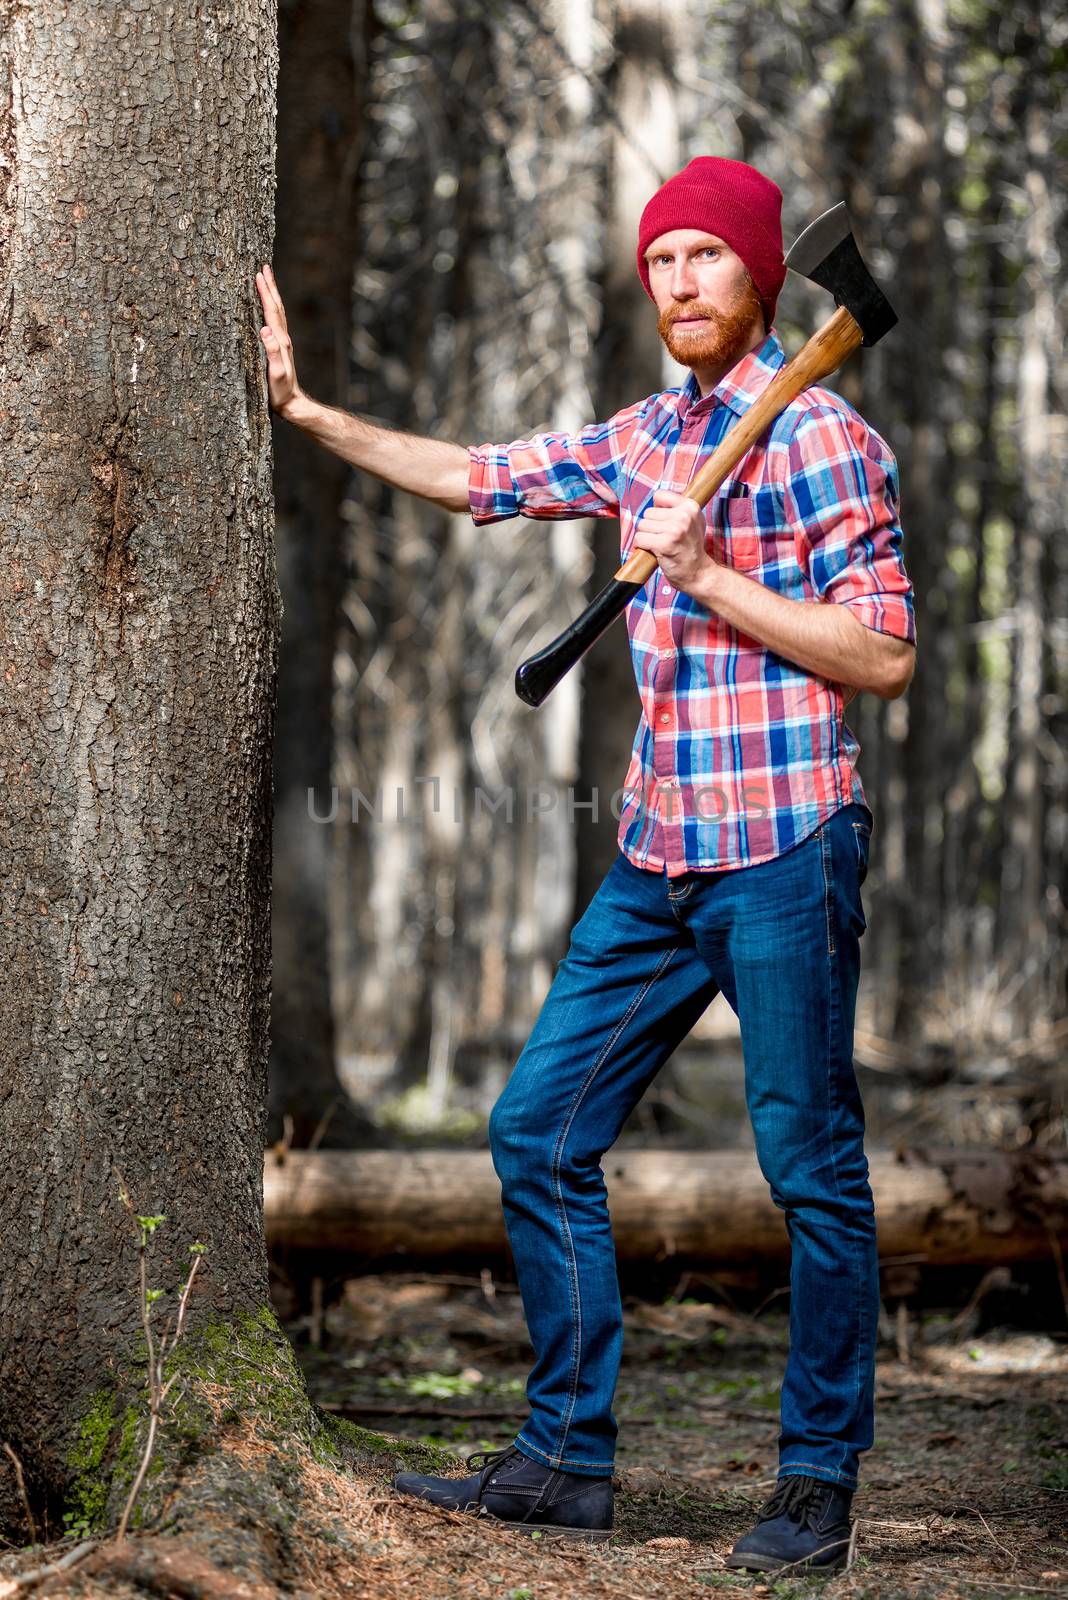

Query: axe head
[785,202,897,347]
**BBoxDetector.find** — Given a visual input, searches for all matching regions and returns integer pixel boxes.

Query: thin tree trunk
[947,144,1007,1029]
[997,60,1062,1031]
[268,0,377,1146]
[889,0,952,1042]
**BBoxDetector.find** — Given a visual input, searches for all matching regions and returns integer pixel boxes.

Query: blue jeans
[488,800,877,1490]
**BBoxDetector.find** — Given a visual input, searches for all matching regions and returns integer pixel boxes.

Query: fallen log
[263,1147,1068,1267]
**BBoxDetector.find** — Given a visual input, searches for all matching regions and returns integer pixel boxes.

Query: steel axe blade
[784,201,897,347]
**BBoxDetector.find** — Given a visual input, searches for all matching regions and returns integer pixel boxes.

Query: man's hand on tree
[633,489,719,598]
[255,263,303,418]
[252,262,469,512]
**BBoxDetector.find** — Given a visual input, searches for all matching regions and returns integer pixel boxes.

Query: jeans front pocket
[851,819,871,889]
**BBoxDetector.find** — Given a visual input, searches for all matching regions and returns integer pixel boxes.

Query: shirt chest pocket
[705,484,780,573]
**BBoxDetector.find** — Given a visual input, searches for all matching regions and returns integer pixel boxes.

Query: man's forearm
[281,393,471,514]
[693,563,914,699]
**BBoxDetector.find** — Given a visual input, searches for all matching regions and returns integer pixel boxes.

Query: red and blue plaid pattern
[468,332,916,877]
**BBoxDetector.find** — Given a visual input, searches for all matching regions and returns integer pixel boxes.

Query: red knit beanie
[637,156,787,330]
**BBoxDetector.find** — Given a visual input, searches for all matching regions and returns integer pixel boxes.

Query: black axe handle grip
[514,303,863,708]
[514,574,644,707]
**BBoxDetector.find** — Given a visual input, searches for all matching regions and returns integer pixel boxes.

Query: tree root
[38,1537,278,1600]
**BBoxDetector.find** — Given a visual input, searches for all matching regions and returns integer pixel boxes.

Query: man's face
[644,229,766,370]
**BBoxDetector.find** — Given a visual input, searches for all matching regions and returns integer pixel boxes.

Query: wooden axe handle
[615,303,862,584]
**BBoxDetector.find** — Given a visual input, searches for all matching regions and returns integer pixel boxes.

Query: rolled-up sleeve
[786,404,916,645]
[467,401,647,526]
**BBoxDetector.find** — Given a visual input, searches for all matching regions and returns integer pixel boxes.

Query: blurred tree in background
[269,0,378,1147]
[269,0,1066,1149]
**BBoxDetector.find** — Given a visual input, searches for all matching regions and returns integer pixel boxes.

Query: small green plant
[9,1200,210,1594]
[115,1213,206,1540]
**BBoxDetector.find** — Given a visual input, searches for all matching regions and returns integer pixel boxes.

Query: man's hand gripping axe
[514,203,898,708]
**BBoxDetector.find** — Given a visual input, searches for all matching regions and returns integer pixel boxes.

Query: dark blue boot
[393,1445,613,1541]
[726,1473,854,1571]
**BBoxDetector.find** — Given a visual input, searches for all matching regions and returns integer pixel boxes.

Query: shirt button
[663,584,673,595]
[659,713,671,725]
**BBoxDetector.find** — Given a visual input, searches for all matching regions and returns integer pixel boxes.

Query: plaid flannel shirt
[468,331,916,877]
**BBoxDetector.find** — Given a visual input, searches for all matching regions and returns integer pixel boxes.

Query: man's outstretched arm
[255,263,471,515]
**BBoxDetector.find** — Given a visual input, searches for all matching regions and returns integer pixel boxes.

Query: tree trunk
[0,0,423,1562]
[997,29,1063,1033]
[264,1148,1068,1266]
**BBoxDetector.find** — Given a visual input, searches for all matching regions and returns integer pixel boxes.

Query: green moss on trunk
[65,1391,118,1534]
[63,1306,453,1535]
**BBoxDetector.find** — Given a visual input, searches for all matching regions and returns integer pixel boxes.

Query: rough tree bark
[0,0,418,1573]
[0,0,276,1531]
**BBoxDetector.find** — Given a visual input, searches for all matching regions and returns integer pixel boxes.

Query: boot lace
[756,1475,833,1533]
[465,1445,524,1483]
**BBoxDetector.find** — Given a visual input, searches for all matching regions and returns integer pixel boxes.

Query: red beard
[657,275,765,369]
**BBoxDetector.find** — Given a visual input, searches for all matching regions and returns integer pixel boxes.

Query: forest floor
[283,1270,1068,1600]
[4,1270,1065,1600]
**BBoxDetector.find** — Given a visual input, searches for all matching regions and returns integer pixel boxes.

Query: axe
[514,203,897,708]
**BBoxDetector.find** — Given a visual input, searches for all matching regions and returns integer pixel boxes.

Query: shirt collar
[676,329,786,422]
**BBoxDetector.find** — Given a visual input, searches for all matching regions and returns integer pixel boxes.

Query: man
[256,155,916,1571]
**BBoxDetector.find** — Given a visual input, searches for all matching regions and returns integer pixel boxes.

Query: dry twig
[965,1503,1018,1564]
[909,1568,1064,1595]
[0,1538,96,1596]
[0,1448,35,1547]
